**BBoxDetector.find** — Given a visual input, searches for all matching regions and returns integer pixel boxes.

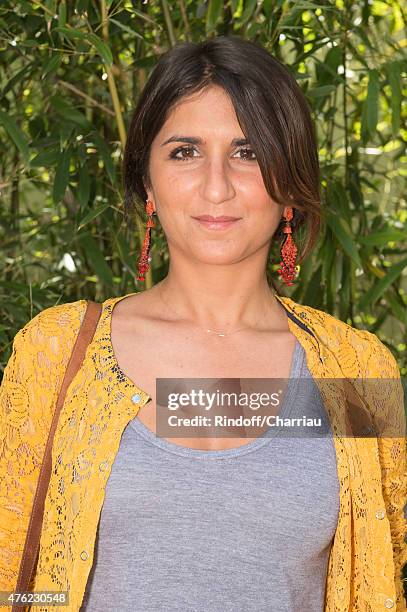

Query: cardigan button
[299,312,307,319]
[132,393,141,404]
[384,598,394,608]
[99,460,109,471]
[80,550,89,561]
[375,509,386,520]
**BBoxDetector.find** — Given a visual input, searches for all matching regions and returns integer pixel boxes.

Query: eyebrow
[160,135,250,147]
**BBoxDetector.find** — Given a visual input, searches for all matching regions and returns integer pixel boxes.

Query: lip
[193,215,241,222]
[192,217,242,230]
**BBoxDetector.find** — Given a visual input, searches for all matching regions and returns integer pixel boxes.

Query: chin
[187,249,243,266]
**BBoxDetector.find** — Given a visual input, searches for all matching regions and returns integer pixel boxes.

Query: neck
[153,263,288,334]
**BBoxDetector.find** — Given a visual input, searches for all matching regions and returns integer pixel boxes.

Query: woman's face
[145,84,284,266]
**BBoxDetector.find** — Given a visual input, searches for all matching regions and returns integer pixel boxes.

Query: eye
[169,146,198,161]
[233,147,257,161]
[168,145,257,162]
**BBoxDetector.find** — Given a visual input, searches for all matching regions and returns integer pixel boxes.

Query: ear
[143,174,154,203]
[143,185,154,206]
[282,206,294,220]
[144,191,157,214]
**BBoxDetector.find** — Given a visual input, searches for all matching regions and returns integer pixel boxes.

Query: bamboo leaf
[126,10,163,28]
[206,0,223,32]
[385,61,401,136]
[53,145,72,204]
[31,150,61,167]
[87,33,113,67]
[78,202,111,230]
[321,234,335,286]
[50,95,92,130]
[385,291,406,325]
[325,210,362,267]
[262,0,273,18]
[77,163,91,209]
[0,110,30,163]
[307,85,336,97]
[366,69,379,137]
[359,256,407,310]
[114,228,136,275]
[358,230,406,246]
[53,27,113,66]
[58,0,66,27]
[77,233,115,287]
[303,266,323,308]
[109,18,145,40]
[42,52,63,78]
[53,26,87,41]
[241,0,258,24]
[91,131,116,186]
[2,62,33,96]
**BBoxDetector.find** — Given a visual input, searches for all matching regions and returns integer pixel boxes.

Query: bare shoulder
[116,287,293,333]
[111,287,177,326]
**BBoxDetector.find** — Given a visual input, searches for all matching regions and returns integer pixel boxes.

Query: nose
[200,156,236,205]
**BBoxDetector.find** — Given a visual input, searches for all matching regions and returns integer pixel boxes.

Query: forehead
[157,85,244,138]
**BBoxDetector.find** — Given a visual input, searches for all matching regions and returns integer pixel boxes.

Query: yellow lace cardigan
[0,293,406,612]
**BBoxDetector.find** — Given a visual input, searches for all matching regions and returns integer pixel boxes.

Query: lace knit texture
[0,292,405,612]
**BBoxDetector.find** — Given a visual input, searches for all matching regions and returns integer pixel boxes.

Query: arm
[360,331,407,611]
[0,301,86,594]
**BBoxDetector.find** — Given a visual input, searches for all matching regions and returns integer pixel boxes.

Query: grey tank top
[80,340,340,612]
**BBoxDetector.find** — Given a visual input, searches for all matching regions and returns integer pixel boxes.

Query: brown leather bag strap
[13,301,103,607]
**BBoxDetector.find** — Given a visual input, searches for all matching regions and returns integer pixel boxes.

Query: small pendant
[206,329,226,337]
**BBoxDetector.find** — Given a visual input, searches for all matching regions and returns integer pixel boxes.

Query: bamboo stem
[161,0,177,47]
[58,79,115,117]
[100,0,149,289]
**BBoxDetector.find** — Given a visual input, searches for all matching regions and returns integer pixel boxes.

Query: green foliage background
[1,0,406,376]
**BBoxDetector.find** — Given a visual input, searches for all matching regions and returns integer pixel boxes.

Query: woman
[0,36,405,612]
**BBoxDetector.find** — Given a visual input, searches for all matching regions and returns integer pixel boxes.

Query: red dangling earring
[277,206,298,286]
[136,199,156,282]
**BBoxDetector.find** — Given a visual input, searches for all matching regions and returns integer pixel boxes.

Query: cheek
[252,197,283,232]
[237,174,282,221]
[150,170,189,211]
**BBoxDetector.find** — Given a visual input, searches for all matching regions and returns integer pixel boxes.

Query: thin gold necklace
[158,285,274,337]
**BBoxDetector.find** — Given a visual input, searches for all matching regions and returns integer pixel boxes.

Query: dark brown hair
[122,35,322,264]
